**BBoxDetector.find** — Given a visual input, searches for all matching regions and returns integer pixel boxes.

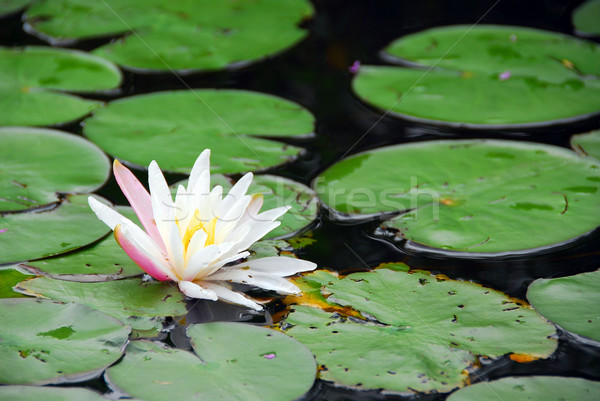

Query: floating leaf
[0,46,121,126]
[107,322,316,401]
[0,385,120,401]
[16,276,187,331]
[0,194,111,264]
[0,298,129,384]
[353,25,600,127]
[174,174,319,239]
[0,0,30,17]
[0,266,32,298]
[315,139,600,253]
[572,130,600,160]
[83,90,314,174]
[573,0,600,36]
[24,0,313,72]
[447,376,600,401]
[282,265,557,394]
[527,269,600,342]
[22,207,143,281]
[0,127,110,212]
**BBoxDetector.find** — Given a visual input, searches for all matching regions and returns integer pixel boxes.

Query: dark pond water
[2,0,600,399]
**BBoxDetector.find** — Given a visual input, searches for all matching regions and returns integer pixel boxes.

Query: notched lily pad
[572,129,600,161]
[315,139,600,254]
[0,46,121,126]
[0,298,129,385]
[83,90,314,174]
[0,266,33,299]
[0,127,110,212]
[24,0,313,72]
[16,276,187,331]
[527,269,600,342]
[353,25,600,127]
[107,322,316,401]
[573,0,600,36]
[281,264,557,394]
[447,376,600,401]
[0,194,111,264]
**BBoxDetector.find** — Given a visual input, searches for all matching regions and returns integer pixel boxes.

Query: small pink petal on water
[0,229,7,234]
[348,60,360,74]
[498,71,511,81]
[262,353,276,360]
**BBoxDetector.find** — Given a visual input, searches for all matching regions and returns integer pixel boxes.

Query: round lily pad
[16,276,187,331]
[22,207,143,281]
[24,0,313,72]
[0,46,121,126]
[0,127,110,212]
[0,385,118,401]
[83,90,314,174]
[527,269,600,342]
[0,266,31,299]
[353,25,600,127]
[447,376,600,401]
[0,298,129,385]
[0,194,111,264]
[107,322,316,401]
[572,130,600,160]
[573,0,600,36]
[282,265,557,393]
[0,0,30,17]
[315,139,600,253]
[175,174,319,239]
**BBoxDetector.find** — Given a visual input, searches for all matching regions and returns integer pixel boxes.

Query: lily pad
[0,298,129,384]
[0,0,30,17]
[175,174,319,239]
[16,276,187,331]
[107,322,316,401]
[527,269,600,342]
[0,46,121,126]
[572,130,600,160]
[315,139,600,253]
[24,0,313,72]
[0,386,118,401]
[573,0,600,36]
[353,25,600,127]
[0,266,32,298]
[83,90,314,174]
[0,127,110,212]
[282,265,557,394]
[447,376,600,401]
[22,207,143,281]
[0,194,111,264]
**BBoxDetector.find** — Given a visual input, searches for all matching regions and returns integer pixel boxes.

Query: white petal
[179,280,218,300]
[201,282,262,311]
[187,149,211,194]
[199,185,222,221]
[235,221,281,251]
[148,160,175,238]
[174,184,190,238]
[88,196,126,230]
[215,195,251,243]
[255,206,290,223]
[207,270,301,294]
[184,242,232,281]
[166,217,185,277]
[234,256,317,276]
[219,172,253,216]
[185,229,208,262]
[235,194,264,228]
[209,251,251,270]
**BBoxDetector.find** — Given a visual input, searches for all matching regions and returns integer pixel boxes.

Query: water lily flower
[88,150,316,310]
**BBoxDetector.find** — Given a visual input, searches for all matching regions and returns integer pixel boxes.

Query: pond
[1,0,599,400]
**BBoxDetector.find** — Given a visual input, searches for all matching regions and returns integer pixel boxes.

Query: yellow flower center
[180,209,218,252]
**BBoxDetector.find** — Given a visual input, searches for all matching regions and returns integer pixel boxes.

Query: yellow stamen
[181,209,218,251]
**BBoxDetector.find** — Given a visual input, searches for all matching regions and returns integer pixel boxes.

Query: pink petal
[114,224,172,281]
[113,160,165,253]
[0,229,7,234]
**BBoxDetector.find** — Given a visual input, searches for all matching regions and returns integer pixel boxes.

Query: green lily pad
[248,239,292,259]
[0,46,121,126]
[0,266,32,298]
[572,130,600,160]
[22,207,143,281]
[0,194,111,264]
[83,90,314,174]
[0,127,110,212]
[175,174,318,238]
[447,376,600,401]
[353,25,600,127]
[282,265,557,394]
[107,322,316,401]
[573,0,600,36]
[0,298,129,384]
[24,0,313,72]
[527,269,600,342]
[315,139,600,253]
[0,0,30,17]
[16,276,187,331]
[0,386,119,401]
